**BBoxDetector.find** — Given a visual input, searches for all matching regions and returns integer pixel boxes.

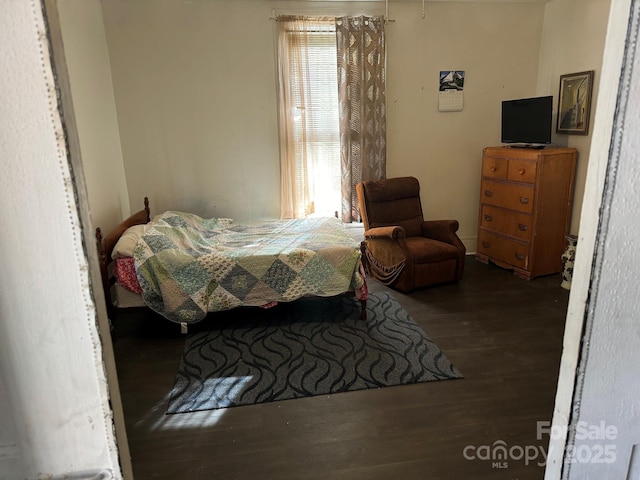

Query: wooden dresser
[475,146,577,279]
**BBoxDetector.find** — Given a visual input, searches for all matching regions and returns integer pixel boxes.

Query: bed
[96,198,368,328]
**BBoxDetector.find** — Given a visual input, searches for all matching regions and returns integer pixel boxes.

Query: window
[277,17,341,218]
[277,15,386,221]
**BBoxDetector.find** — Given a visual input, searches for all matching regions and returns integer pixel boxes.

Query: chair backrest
[356,176,425,237]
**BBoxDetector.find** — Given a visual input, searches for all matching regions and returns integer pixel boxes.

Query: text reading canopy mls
[501,95,553,148]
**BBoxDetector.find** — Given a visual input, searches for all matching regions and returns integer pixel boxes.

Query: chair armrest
[422,220,461,245]
[364,225,406,240]
[361,225,410,278]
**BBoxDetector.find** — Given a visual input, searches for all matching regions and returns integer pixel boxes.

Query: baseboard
[460,236,477,255]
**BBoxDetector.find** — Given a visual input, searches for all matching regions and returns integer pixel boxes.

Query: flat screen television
[501,95,553,147]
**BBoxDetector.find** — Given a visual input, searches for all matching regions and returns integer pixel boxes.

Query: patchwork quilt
[133,211,365,324]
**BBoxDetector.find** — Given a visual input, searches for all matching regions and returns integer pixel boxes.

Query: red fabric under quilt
[114,257,142,294]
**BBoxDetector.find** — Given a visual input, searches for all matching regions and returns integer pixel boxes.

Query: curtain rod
[269,15,395,23]
[269,0,401,23]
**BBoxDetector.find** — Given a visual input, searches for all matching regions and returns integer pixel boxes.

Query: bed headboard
[95,197,150,317]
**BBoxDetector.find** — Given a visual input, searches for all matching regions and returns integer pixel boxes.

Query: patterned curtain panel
[336,16,387,223]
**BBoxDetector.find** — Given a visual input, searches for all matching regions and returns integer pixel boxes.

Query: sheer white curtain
[276,16,340,219]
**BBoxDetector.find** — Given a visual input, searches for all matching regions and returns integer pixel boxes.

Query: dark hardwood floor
[112,256,569,479]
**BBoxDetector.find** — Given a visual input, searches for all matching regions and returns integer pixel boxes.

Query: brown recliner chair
[356,176,465,292]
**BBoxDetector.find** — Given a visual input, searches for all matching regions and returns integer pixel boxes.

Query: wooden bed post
[144,196,150,222]
[95,226,114,319]
[360,299,367,320]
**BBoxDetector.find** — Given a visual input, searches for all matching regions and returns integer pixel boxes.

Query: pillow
[111,224,149,259]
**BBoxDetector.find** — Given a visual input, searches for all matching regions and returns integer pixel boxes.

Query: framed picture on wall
[556,70,594,135]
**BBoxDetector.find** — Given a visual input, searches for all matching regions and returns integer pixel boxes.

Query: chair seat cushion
[405,237,460,264]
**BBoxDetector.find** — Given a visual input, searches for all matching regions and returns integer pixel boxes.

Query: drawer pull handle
[485,190,493,197]
[519,196,529,204]
[518,168,525,175]
[482,241,490,248]
[484,215,493,222]
[490,166,497,172]
[515,253,525,260]
[518,223,528,231]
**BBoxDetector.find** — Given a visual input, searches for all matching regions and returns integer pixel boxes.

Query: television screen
[501,95,553,146]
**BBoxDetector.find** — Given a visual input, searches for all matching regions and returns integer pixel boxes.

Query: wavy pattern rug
[166,291,462,413]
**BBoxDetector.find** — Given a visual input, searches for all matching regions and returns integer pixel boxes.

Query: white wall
[386,1,545,250]
[54,1,134,477]
[537,0,612,234]
[100,0,547,252]
[101,0,285,222]
[98,0,614,249]
[95,0,610,243]
[545,0,640,477]
[568,91,640,473]
[56,0,130,232]
[543,0,633,477]
[0,1,120,478]
[0,365,20,477]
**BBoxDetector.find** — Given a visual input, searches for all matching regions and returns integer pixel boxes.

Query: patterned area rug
[166,292,462,413]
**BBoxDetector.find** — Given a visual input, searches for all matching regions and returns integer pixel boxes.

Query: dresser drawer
[482,156,507,179]
[480,205,533,241]
[507,159,537,183]
[480,180,535,213]
[477,230,529,269]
